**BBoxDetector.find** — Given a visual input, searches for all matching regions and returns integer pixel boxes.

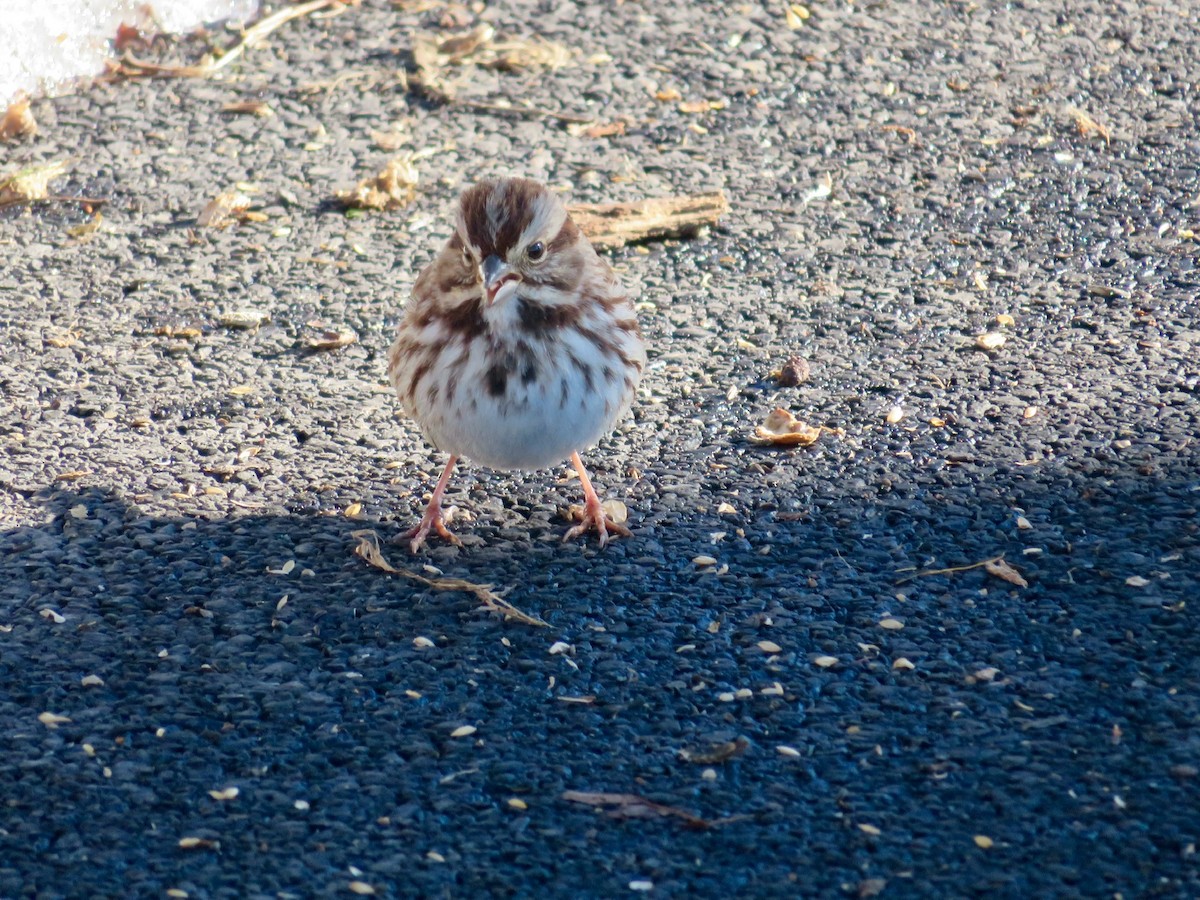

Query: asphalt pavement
[1,0,1198,897]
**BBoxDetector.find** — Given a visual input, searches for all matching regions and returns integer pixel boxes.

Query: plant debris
[198,191,265,228]
[304,325,358,351]
[750,408,841,446]
[334,153,422,211]
[352,529,547,627]
[984,557,1029,588]
[678,736,750,764]
[410,23,572,100]
[0,95,37,141]
[771,356,811,387]
[112,0,348,80]
[221,99,274,117]
[1066,105,1111,143]
[0,160,69,207]
[897,554,1025,586]
[568,191,729,251]
[561,790,712,829]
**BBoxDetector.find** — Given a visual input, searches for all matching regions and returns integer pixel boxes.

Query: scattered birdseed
[450,725,477,738]
[777,745,801,758]
[757,640,782,653]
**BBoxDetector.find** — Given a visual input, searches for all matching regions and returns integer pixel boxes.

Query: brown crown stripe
[459,178,551,258]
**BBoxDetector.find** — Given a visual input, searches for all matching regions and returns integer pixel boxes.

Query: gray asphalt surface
[2,0,1199,897]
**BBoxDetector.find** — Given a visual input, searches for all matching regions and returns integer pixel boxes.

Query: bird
[387,177,646,552]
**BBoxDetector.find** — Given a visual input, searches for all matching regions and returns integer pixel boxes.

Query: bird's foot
[402,503,462,553]
[563,495,632,548]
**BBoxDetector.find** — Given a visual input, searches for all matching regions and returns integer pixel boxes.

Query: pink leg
[563,451,632,548]
[404,455,462,553]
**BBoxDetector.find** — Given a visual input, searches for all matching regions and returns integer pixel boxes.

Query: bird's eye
[527,241,545,262]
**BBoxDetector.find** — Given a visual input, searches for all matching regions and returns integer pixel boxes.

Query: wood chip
[352,529,547,626]
[221,100,274,117]
[568,191,729,250]
[54,470,92,482]
[177,837,219,850]
[306,327,358,351]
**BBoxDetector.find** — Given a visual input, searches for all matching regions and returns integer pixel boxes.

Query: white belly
[405,337,633,471]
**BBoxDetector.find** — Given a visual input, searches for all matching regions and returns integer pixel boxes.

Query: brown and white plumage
[387,178,645,551]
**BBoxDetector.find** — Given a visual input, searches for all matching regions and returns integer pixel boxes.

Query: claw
[402,455,461,553]
[562,451,632,548]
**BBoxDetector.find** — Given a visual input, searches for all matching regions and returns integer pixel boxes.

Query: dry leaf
[1066,106,1110,143]
[218,309,268,329]
[352,529,547,626]
[335,154,420,211]
[562,790,711,829]
[198,191,260,228]
[66,211,104,239]
[0,159,69,206]
[0,95,37,141]
[751,408,840,446]
[985,558,1028,588]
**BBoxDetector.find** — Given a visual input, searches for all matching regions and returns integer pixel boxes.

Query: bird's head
[452,177,585,308]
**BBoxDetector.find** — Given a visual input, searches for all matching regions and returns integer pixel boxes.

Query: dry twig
[568,191,729,250]
[352,529,548,627]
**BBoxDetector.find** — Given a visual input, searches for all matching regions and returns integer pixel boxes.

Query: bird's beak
[481,254,517,304]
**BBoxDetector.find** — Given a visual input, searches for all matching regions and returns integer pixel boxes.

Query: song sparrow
[387,177,646,552]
